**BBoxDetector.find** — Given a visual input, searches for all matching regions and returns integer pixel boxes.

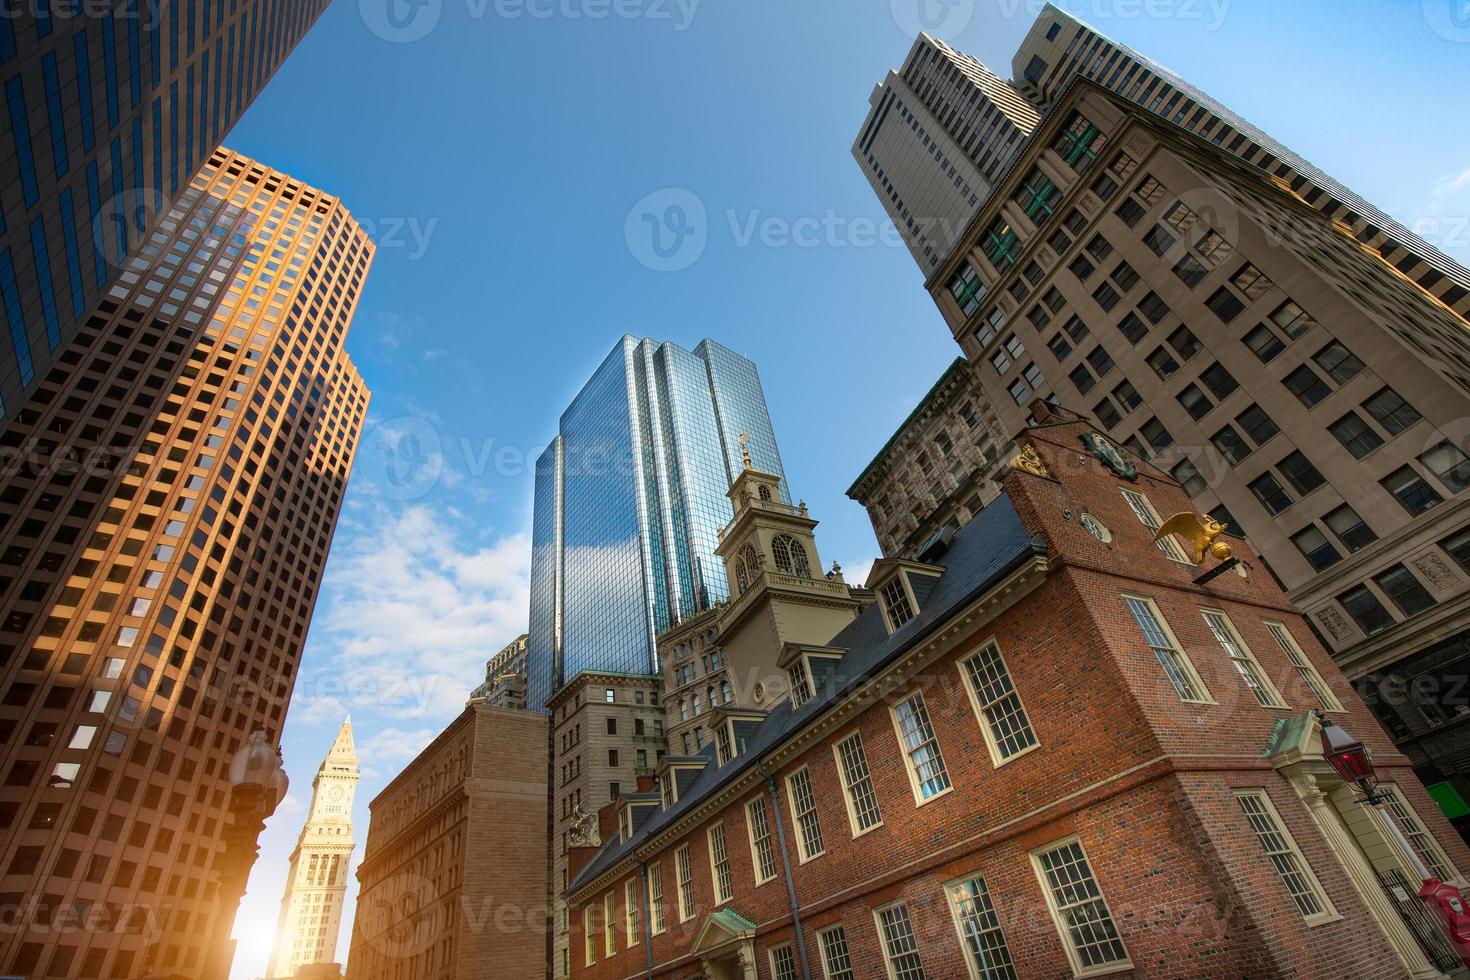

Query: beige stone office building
[0,147,371,977]
[346,702,548,980]
[846,357,1003,559]
[547,671,666,977]
[857,8,1470,832]
[468,632,529,709]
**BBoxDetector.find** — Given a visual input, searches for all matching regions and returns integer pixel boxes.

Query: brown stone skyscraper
[0,147,371,978]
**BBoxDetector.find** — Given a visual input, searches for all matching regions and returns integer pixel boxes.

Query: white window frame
[1122,593,1214,704]
[788,659,814,707]
[769,943,798,980]
[1200,609,1286,708]
[1264,620,1344,711]
[890,690,953,805]
[1121,488,1191,563]
[707,822,733,906]
[602,891,616,958]
[786,766,826,862]
[873,901,928,980]
[1382,783,1460,883]
[944,872,1017,980]
[1030,835,1132,977]
[746,797,778,885]
[1234,789,1338,925]
[624,877,640,947]
[959,639,1039,767]
[675,843,694,922]
[832,731,884,837]
[817,924,856,980]
[648,860,666,935]
[878,573,918,632]
[584,901,597,966]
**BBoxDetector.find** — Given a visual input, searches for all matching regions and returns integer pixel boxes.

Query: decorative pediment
[691,908,757,955]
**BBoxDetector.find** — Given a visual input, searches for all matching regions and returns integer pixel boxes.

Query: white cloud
[839,556,875,589]
[1431,166,1470,211]
[356,726,439,781]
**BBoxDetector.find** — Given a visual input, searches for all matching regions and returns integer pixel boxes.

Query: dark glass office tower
[525,336,786,711]
[0,0,331,421]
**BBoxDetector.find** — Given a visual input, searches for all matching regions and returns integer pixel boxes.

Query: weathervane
[739,432,752,469]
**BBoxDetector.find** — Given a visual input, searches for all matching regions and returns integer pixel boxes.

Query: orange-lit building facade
[0,147,371,978]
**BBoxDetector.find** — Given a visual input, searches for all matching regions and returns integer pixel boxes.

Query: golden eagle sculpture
[1153,512,1233,565]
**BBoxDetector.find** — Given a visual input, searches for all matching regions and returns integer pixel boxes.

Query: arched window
[734,557,750,593]
[758,484,772,501]
[739,544,760,585]
[720,680,732,704]
[679,699,689,722]
[706,685,716,707]
[772,535,812,577]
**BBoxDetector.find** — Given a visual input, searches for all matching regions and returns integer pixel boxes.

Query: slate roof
[568,493,1045,896]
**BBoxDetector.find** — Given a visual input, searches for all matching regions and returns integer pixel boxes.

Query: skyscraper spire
[265,720,360,978]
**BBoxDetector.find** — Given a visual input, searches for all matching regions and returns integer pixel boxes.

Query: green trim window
[1052,112,1107,171]
[982,218,1022,272]
[1015,168,1061,223]
[948,263,987,317]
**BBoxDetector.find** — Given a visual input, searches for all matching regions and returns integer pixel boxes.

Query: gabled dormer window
[788,661,814,708]
[880,578,915,629]
[619,806,633,843]
[715,725,734,766]
[661,774,674,809]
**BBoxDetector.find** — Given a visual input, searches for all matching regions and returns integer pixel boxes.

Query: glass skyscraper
[526,336,786,711]
[0,0,331,422]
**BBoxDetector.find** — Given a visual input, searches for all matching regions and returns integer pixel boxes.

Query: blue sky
[221,1,1470,974]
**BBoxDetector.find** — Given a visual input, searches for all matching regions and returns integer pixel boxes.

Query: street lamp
[200,731,288,980]
[1317,710,1386,804]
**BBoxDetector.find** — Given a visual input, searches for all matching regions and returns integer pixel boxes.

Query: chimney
[636,773,656,793]
[567,844,599,885]
[597,798,620,845]
[1028,398,1055,426]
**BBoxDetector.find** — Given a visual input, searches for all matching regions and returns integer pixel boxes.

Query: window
[1143,224,1176,257]
[707,823,732,904]
[1269,299,1317,338]
[1085,233,1112,261]
[1049,333,1075,361]
[818,926,856,980]
[773,534,812,576]
[1249,473,1294,516]
[1116,312,1147,344]
[1093,397,1122,430]
[948,263,987,317]
[1374,564,1437,617]
[1202,610,1284,707]
[876,903,928,980]
[1032,838,1130,974]
[1085,345,1114,378]
[961,641,1037,763]
[893,692,951,802]
[880,577,915,630]
[1235,404,1279,447]
[1362,387,1421,435]
[1284,365,1331,408]
[1053,111,1106,171]
[982,217,1021,272]
[1177,384,1213,420]
[787,767,824,861]
[1441,527,1470,574]
[604,688,615,702]
[1328,413,1383,459]
[1292,526,1341,571]
[976,307,1005,347]
[1125,596,1211,702]
[1138,291,1170,325]
[1111,380,1141,414]
[746,798,777,885]
[770,944,798,980]
[1231,263,1273,300]
[1016,168,1061,221]
[1381,465,1443,515]
[1140,417,1173,453]
[1071,369,1095,402]
[1382,786,1457,882]
[1069,254,1095,281]
[947,875,1017,980]
[1121,488,1190,562]
[1110,261,1139,292]
[1172,459,1207,497]
[834,732,882,834]
[1243,324,1285,362]
[787,660,813,708]
[1172,253,1207,287]
[1324,505,1377,552]
[1421,441,1470,493]
[675,844,694,922]
[1278,451,1325,496]
[1228,801,1335,933]
[624,878,641,946]
[648,861,666,934]
[1337,584,1395,636]
[1147,345,1180,380]
[1314,341,1364,383]
[1092,281,1119,312]
[1206,286,1245,322]
[1200,362,1238,400]
[1265,622,1342,711]
[603,892,616,957]
[584,904,598,966]
[1211,425,1251,465]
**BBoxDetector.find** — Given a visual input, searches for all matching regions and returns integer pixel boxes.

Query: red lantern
[1318,712,1381,800]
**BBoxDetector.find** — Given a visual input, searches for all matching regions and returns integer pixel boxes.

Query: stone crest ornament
[1080,430,1137,480]
[568,804,600,848]
[1413,552,1456,590]
[1010,444,1050,478]
[1317,607,1354,643]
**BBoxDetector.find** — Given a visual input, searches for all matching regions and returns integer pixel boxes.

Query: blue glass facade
[0,0,330,420]
[525,336,787,711]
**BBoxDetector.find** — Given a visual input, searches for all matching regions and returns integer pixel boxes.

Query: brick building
[345,702,547,980]
[564,410,1470,979]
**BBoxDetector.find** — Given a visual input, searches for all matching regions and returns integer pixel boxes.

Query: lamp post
[1317,710,1388,805]
[201,731,289,980]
